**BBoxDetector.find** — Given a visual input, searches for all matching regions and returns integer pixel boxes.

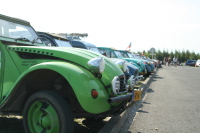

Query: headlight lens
[115,60,128,72]
[87,57,105,74]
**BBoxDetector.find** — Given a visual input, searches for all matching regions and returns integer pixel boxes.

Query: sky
[1,0,200,54]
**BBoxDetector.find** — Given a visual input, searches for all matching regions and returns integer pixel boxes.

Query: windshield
[88,47,102,54]
[114,51,124,58]
[127,53,134,58]
[55,39,72,47]
[135,55,142,59]
[0,19,42,43]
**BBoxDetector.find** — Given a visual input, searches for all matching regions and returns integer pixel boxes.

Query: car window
[55,39,72,47]
[111,51,117,58]
[114,51,123,58]
[40,37,55,46]
[120,52,129,58]
[88,47,102,54]
[127,53,134,58]
[0,19,42,43]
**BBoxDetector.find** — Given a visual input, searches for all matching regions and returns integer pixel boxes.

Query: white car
[195,60,200,67]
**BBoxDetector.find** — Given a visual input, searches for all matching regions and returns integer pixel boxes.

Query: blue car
[186,60,196,66]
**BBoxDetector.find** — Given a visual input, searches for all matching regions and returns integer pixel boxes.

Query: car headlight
[87,57,105,74]
[126,67,130,73]
[148,62,150,65]
[111,76,120,94]
[115,60,128,72]
[128,75,135,90]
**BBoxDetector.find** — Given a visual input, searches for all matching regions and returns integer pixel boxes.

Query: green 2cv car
[0,14,135,133]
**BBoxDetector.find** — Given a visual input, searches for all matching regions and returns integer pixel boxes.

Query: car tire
[23,90,74,133]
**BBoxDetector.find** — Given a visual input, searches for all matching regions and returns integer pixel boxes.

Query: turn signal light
[91,89,98,99]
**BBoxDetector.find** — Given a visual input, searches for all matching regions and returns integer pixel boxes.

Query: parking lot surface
[120,66,200,133]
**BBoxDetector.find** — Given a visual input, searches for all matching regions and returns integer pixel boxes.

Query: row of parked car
[40,32,156,75]
[0,14,155,133]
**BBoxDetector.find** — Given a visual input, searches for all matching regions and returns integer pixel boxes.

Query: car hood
[8,46,124,86]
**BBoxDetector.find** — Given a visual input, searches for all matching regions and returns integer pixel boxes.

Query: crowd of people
[163,56,178,67]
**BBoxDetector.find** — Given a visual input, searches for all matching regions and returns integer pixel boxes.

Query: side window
[98,49,104,54]
[40,37,55,46]
[111,51,117,58]
[72,41,85,48]
[105,50,111,58]
[122,53,129,58]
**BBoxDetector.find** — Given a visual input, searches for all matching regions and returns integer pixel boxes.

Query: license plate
[134,90,141,101]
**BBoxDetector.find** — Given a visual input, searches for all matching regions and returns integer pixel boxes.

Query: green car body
[98,47,147,75]
[0,14,134,132]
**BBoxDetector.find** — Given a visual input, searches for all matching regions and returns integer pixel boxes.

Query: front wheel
[23,90,74,133]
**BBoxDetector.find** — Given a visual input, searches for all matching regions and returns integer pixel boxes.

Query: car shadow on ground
[74,118,108,133]
[147,88,154,93]
[152,74,164,82]
[0,117,25,133]
[0,116,107,133]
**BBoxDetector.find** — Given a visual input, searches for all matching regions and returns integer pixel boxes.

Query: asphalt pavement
[119,65,200,133]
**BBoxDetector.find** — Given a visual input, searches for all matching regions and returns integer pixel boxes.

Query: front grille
[118,74,126,92]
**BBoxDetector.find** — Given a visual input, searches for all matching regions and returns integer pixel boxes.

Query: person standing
[168,57,171,66]
[173,56,178,67]
[163,57,166,66]
[164,57,168,66]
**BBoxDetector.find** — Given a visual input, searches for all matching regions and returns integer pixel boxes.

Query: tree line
[134,49,200,63]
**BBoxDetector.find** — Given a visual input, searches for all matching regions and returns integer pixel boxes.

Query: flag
[125,42,132,51]
[142,51,145,56]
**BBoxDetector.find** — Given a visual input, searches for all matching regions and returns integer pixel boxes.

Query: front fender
[145,64,151,72]
[12,62,112,114]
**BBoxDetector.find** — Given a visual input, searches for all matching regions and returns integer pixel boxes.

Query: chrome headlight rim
[87,57,105,74]
[99,57,105,73]
[123,61,128,72]
[115,60,128,72]
[128,75,135,90]
[111,76,120,94]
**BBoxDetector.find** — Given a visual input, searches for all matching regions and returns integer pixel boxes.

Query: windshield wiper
[32,37,40,44]
[15,37,30,42]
